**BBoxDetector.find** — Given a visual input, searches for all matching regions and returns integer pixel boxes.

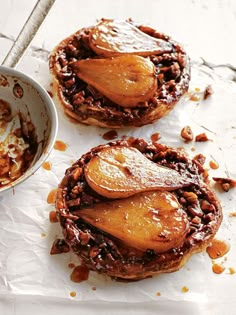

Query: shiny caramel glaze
[49,19,190,128]
[0,99,38,188]
[55,138,222,280]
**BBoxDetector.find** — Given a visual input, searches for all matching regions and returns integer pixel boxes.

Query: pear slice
[72,55,157,107]
[78,191,189,252]
[89,19,173,57]
[84,146,195,199]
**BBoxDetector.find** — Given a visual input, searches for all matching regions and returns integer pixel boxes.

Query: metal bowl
[0,66,58,193]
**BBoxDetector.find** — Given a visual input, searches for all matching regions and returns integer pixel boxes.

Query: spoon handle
[2,0,55,68]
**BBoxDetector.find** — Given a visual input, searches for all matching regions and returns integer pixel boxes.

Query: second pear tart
[49,19,190,128]
[55,138,222,280]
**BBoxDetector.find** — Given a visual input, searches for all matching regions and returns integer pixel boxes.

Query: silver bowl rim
[0,65,58,194]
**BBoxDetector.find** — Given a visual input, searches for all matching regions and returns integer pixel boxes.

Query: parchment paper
[0,55,236,315]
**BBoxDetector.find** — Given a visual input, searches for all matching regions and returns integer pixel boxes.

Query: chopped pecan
[181,126,193,142]
[213,177,236,192]
[203,85,214,100]
[195,133,210,142]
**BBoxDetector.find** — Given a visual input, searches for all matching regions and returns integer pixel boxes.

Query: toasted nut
[213,177,236,192]
[181,126,193,142]
[191,216,201,225]
[200,200,216,212]
[193,153,206,165]
[195,133,210,142]
[203,85,214,100]
[183,191,198,204]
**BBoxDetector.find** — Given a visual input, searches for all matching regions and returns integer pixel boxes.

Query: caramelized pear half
[89,19,173,57]
[72,55,157,107]
[85,146,194,199]
[78,191,189,252]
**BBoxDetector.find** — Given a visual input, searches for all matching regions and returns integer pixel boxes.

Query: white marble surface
[1,1,236,315]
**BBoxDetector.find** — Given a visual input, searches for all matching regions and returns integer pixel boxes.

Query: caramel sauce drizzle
[54,140,67,151]
[49,210,58,223]
[42,161,52,170]
[206,239,230,259]
[47,188,57,204]
[70,265,90,283]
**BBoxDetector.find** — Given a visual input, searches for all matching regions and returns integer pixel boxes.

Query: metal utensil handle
[2,0,55,68]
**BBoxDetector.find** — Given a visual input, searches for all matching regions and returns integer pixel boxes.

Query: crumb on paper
[156,291,161,296]
[41,233,46,238]
[193,153,206,165]
[195,133,210,142]
[212,177,236,192]
[180,126,193,142]
[203,85,214,100]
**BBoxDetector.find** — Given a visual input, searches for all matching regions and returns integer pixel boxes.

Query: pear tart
[49,19,190,128]
[56,138,222,280]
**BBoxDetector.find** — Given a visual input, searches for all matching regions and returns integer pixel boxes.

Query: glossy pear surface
[85,146,193,199]
[89,19,173,57]
[78,191,189,252]
[72,55,157,107]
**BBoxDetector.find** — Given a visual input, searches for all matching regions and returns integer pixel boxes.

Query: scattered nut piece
[180,126,193,142]
[182,191,198,204]
[203,85,214,100]
[195,133,210,142]
[193,153,206,165]
[212,177,236,192]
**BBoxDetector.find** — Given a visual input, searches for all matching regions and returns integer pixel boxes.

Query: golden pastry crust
[49,19,190,128]
[55,138,222,280]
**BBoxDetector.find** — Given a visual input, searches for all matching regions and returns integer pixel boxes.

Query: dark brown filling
[0,99,38,188]
[56,138,222,278]
[50,23,190,126]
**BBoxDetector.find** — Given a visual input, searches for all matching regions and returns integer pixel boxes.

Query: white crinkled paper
[0,55,236,315]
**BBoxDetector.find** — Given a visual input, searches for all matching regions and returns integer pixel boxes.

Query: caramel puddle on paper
[70,265,90,283]
[42,161,52,170]
[70,291,76,298]
[206,239,230,275]
[102,130,118,140]
[228,267,235,275]
[212,263,225,274]
[49,210,58,223]
[181,286,189,293]
[209,160,219,170]
[54,140,67,151]
[206,239,230,259]
[47,188,57,204]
